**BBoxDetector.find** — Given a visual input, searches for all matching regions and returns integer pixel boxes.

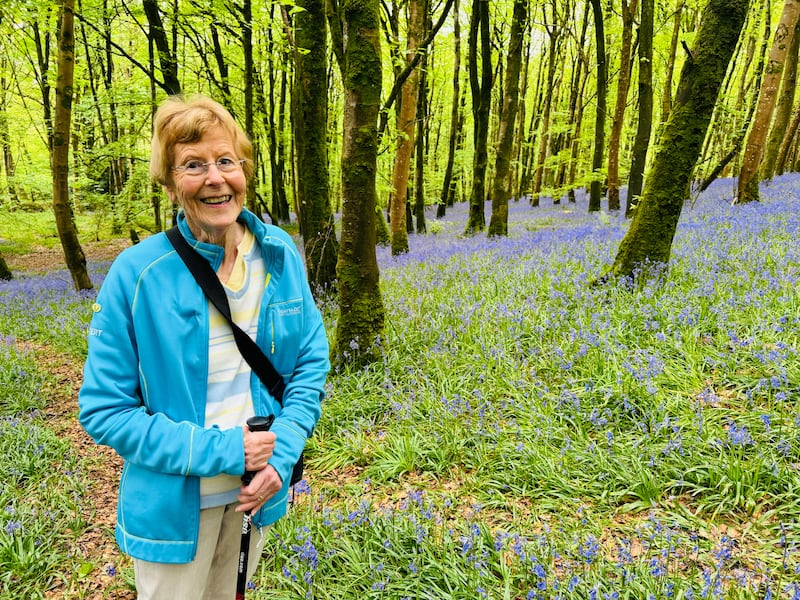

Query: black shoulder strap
[166,226,286,404]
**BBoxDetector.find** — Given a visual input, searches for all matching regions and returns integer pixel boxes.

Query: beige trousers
[133,502,268,600]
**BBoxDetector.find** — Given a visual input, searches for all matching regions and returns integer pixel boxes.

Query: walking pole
[236,415,274,600]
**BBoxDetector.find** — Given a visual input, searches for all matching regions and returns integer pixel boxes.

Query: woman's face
[167,124,246,244]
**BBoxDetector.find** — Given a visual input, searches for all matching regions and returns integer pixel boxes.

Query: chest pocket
[267,298,304,373]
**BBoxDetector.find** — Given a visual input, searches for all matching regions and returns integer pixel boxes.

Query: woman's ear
[165,186,177,205]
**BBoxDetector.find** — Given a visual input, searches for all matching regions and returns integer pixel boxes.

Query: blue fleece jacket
[78,209,329,564]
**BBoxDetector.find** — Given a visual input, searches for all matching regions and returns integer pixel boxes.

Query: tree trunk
[531,3,563,203]
[240,0,257,216]
[699,8,767,192]
[141,0,181,95]
[588,0,606,212]
[606,0,638,212]
[605,0,749,282]
[0,65,19,205]
[661,1,684,123]
[389,0,425,255]
[511,31,532,202]
[775,87,800,173]
[626,0,654,216]
[295,0,339,293]
[565,4,591,203]
[737,0,800,203]
[465,0,492,234]
[0,254,11,281]
[53,0,92,291]
[763,16,800,179]
[414,13,430,236]
[329,0,385,368]
[488,0,527,237]
[437,0,461,218]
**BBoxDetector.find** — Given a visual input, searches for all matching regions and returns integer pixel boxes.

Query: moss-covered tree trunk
[329,0,386,367]
[465,0,492,234]
[53,0,92,292]
[295,0,339,294]
[0,254,11,281]
[606,0,749,281]
[488,0,526,237]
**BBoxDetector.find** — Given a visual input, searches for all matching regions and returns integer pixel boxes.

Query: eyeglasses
[172,157,246,177]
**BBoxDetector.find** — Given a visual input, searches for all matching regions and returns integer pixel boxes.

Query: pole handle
[242,415,274,485]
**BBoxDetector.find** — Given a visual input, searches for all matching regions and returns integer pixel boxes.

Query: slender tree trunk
[776,90,800,173]
[438,0,461,218]
[588,0,607,212]
[699,7,767,191]
[389,0,425,254]
[465,0,492,234]
[329,0,385,367]
[438,0,461,217]
[607,0,638,212]
[295,0,339,293]
[0,66,19,205]
[626,0,654,216]
[241,0,257,216]
[737,0,800,203]
[511,31,532,202]
[605,0,749,282]
[488,0,526,237]
[662,1,684,123]
[565,4,591,203]
[763,16,800,178]
[414,13,430,236]
[142,0,181,95]
[531,3,563,203]
[53,0,91,291]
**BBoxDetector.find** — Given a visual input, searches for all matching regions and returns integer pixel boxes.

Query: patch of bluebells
[0,263,107,355]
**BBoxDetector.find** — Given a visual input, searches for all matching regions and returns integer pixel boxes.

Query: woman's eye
[185,160,202,169]
[217,157,235,167]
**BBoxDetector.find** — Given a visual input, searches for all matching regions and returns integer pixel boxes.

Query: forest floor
[9,241,135,600]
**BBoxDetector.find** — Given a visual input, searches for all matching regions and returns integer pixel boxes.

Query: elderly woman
[78,95,329,599]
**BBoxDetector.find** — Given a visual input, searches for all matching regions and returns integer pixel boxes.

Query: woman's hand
[243,427,276,472]
[237,465,283,513]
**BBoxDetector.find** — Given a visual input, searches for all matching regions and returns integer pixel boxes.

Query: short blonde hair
[150,95,254,186]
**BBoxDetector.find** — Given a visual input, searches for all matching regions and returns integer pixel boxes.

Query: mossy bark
[0,254,11,281]
[608,0,749,281]
[331,0,386,367]
[295,0,339,293]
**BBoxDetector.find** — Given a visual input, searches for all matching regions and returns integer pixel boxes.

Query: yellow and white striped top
[200,228,267,508]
